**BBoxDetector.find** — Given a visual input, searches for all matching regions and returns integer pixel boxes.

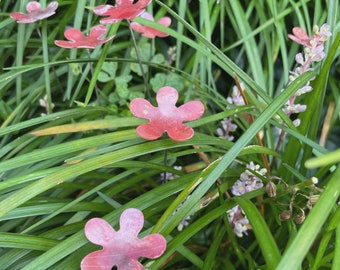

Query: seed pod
[279,210,292,221]
[294,212,306,224]
[266,181,277,197]
[309,195,319,204]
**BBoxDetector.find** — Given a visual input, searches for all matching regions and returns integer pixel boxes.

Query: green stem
[15,0,26,105]
[127,20,151,100]
[41,19,53,114]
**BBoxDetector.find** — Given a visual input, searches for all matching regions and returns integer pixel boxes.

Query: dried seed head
[266,181,277,197]
[294,212,306,224]
[279,210,292,221]
[309,195,319,204]
[306,194,320,210]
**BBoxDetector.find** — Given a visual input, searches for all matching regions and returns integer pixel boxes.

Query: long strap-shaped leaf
[235,197,281,269]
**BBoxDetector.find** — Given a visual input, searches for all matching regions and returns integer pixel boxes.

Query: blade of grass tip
[198,0,213,89]
[40,1,52,114]
[288,0,308,33]
[325,0,338,53]
[64,1,86,101]
[86,0,96,30]
[276,165,340,270]
[268,2,290,96]
[219,0,225,48]
[312,0,322,30]
[235,197,281,269]
[175,0,186,70]
[305,148,340,168]
[202,224,227,270]
[229,1,266,89]
[15,1,27,105]
[84,23,119,105]
[301,0,312,34]
[332,219,340,270]
[127,21,151,100]
[83,1,112,105]
[311,206,340,270]
[0,107,106,136]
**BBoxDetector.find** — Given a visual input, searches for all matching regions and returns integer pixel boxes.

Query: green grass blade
[235,197,281,269]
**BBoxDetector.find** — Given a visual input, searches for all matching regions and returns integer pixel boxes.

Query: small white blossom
[295,53,305,65]
[227,205,250,237]
[318,24,332,41]
[217,118,237,141]
[228,162,266,237]
[293,119,301,126]
[161,166,182,182]
[227,84,245,106]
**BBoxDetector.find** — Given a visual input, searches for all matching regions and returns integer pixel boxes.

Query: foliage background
[0,0,339,269]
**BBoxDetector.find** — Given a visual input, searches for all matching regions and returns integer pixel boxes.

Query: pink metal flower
[55,25,115,49]
[130,86,205,141]
[130,12,171,38]
[93,0,152,24]
[81,208,167,270]
[10,1,58,24]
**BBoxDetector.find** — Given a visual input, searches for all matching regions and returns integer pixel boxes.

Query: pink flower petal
[63,28,84,42]
[88,25,109,40]
[26,1,41,13]
[81,250,114,270]
[92,5,112,16]
[130,86,204,141]
[84,218,116,246]
[156,86,178,107]
[129,98,157,119]
[117,0,134,5]
[136,234,167,258]
[136,124,164,140]
[158,17,172,27]
[178,101,205,121]
[167,124,195,141]
[119,208,144,237]
[9,12,36,24]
